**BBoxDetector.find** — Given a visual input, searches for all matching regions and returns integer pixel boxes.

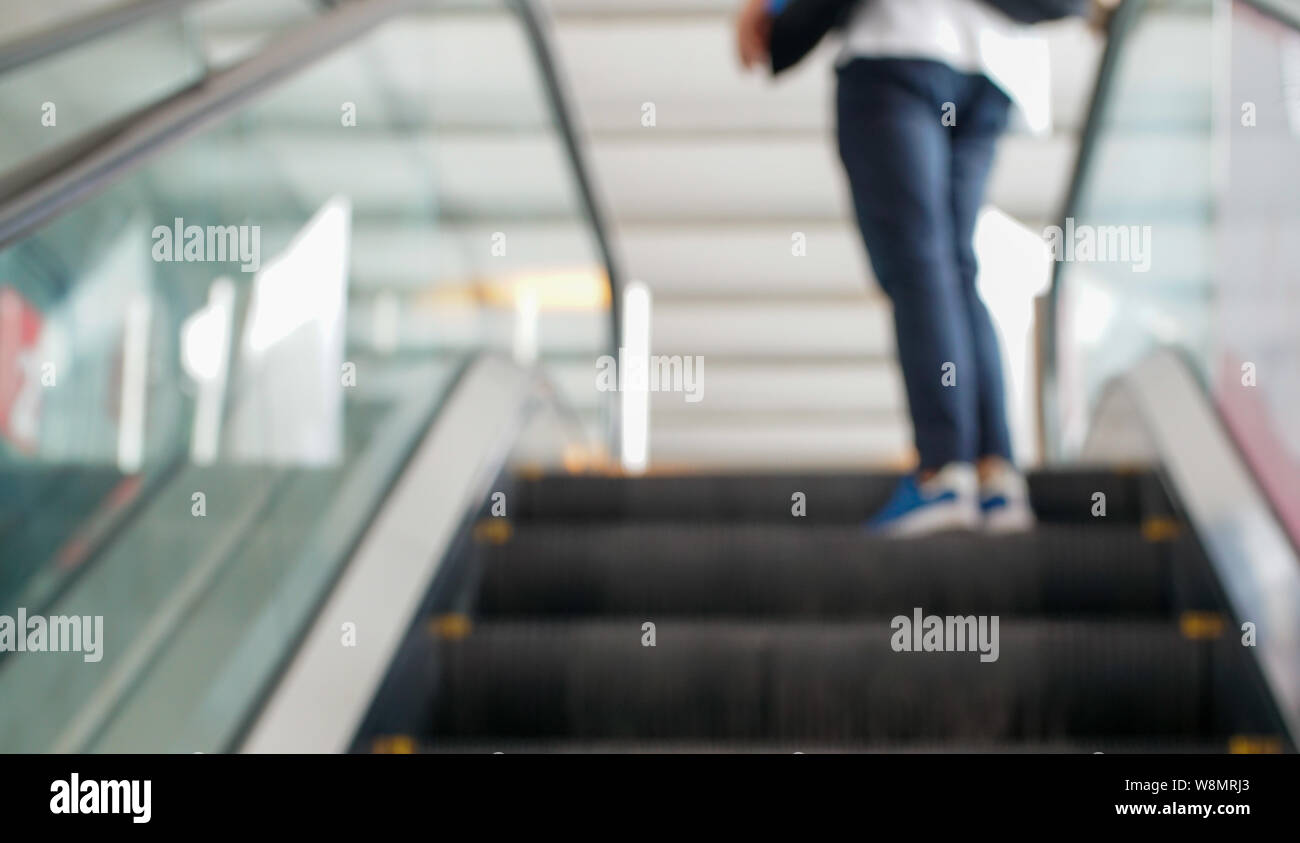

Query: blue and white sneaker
[979,458,1036,533]
[866,462,981,537]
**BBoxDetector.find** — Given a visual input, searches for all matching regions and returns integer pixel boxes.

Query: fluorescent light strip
[620,280,650,474]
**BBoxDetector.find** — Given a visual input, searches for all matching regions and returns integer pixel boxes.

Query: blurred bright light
[974,206,1054,465]
[513,283,539,367]
[229,196,351,465]
[116,294,151,474]
[621,281,650,474]
[245,198,351,356]
[1073,279,1116,346]
[182,278,235,465]
[181,279,234,383]
[980,24,1053,135]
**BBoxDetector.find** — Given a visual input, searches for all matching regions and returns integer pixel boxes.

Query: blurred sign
[0,285,44,453]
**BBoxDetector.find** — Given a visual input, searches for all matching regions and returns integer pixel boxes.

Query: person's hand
[1089,0,1123,35]
[736,0,773,70]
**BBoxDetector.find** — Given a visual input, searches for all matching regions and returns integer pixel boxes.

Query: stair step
[588,133,1076,225]
[650,299,895,357]
[428,620,1241,741]
[551,12,1101,134]
[510,470,1161,522]
[476,523,1176,617]
[646,418,914,470]
[547,358,905,415]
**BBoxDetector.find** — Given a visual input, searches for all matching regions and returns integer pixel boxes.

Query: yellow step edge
[1228,735,1283,754]
[1179,611,1226,640]
[473,519,513,545]
[371,735,416,754]
[429,613,473,641]
[562,443,616,475]
[514,463,545,481]
[1142,516,1183,542]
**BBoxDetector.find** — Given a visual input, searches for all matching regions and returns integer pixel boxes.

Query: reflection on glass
[229,196,350,465]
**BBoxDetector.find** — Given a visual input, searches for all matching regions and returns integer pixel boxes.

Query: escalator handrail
[0,0,206,76]
[1039,0,1147,459]
[0,0,405,245]
[1084,348,1300,743]
[511,0,624,451]
[239,352,556,752]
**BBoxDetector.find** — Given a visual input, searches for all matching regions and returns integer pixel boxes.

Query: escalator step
[428,620,1219,742]
[477,523,1169,617]
[510,469,1155,523]
[412,738,1234,754]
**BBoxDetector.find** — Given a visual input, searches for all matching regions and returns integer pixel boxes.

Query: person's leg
[948,73,1034,531]
[947,73,1014,465]
[835,58,978,472]
[836,58,981,535]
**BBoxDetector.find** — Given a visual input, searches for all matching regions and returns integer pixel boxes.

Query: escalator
[349,0,1300,754]
[353,467,1287,752]
[1,0,1298,756]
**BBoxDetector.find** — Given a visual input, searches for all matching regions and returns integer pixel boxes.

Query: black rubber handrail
[0,0,403,246]
[0,0,353,75]
[511,0,624,450]
[1039,0,1146,458]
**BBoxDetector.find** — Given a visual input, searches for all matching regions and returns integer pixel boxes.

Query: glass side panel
[0,0,612,751]
[1053,0,1216,454]
[1212,0,1300,545]
[1053,0,1300,547]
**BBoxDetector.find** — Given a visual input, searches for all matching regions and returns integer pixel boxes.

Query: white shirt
[837,0,1053,133]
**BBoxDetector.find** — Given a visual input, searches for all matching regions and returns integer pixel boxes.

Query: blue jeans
[836,57,1014,470]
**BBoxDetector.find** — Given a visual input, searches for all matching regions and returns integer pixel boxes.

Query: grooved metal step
[510,470,1162,523]
[477,523,1174,617]
[354,468,1282,753]
[405,738,1233,754]
[428,620,1233,742]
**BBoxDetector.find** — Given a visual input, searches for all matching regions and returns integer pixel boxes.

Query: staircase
[358,468,1286,752]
